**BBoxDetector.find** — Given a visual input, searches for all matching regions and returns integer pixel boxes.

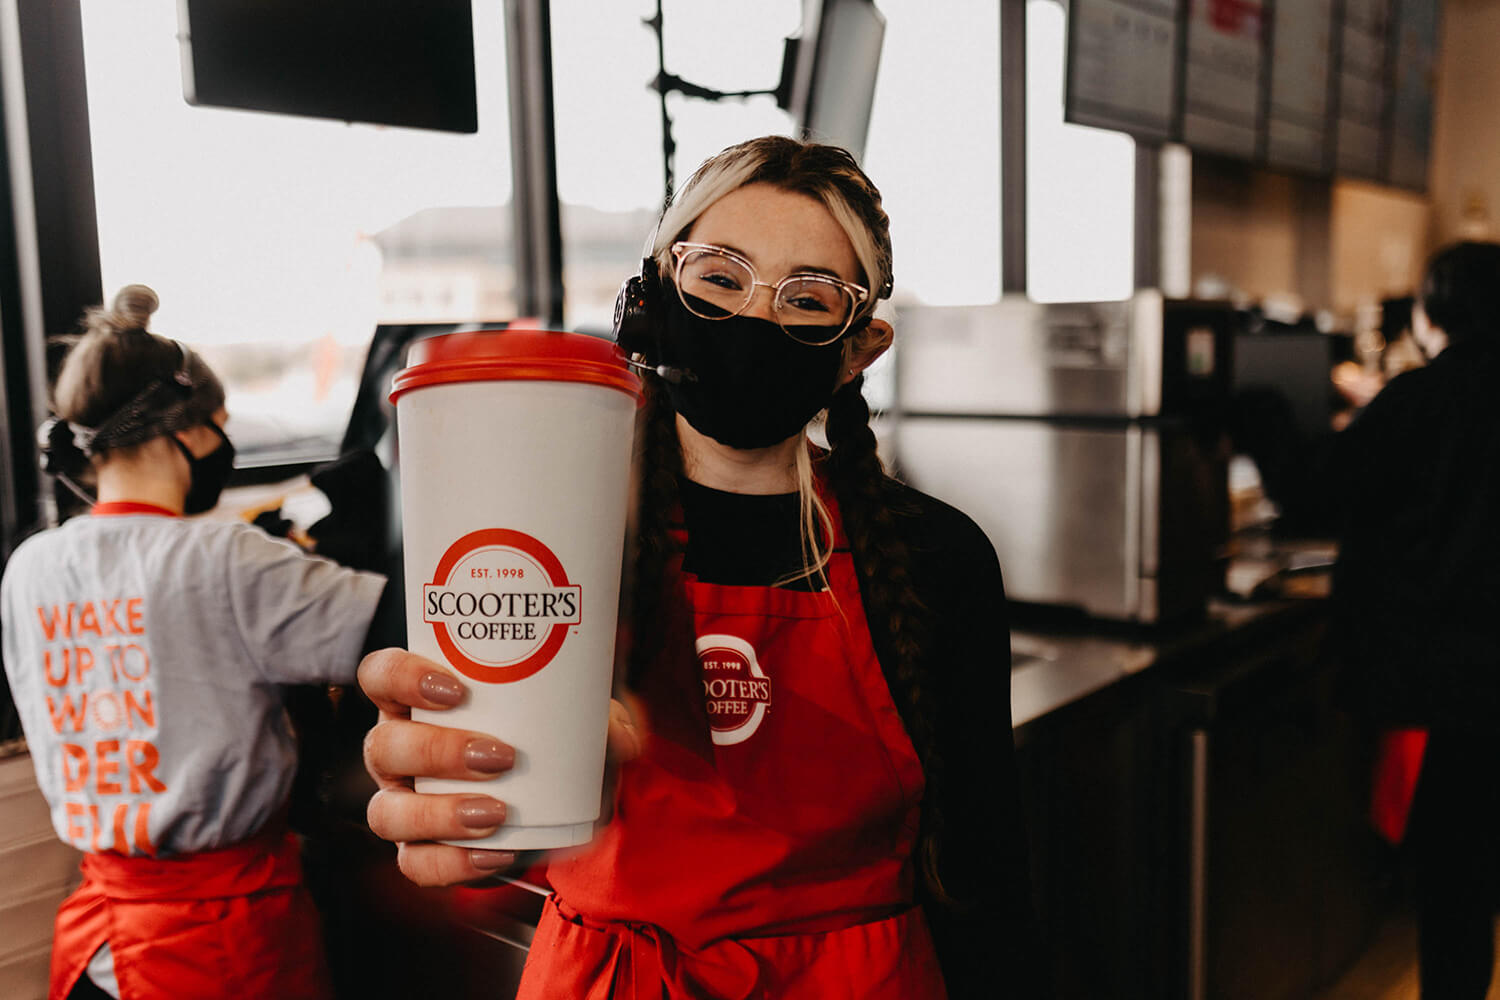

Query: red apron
[522,507,947,999]
[1371,727,1429,845]
[49,827,333,1000]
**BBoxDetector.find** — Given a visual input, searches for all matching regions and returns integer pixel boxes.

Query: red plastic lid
[389,328,642,404]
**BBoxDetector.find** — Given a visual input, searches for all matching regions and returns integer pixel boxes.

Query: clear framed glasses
[670,241,870,345]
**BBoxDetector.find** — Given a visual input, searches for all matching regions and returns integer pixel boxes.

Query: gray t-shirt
[1,511,386,856]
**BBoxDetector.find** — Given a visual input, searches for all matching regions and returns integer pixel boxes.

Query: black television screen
[177,0,478,133]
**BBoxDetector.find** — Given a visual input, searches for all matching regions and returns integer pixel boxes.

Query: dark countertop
[1010,576,1332,742]
[1010,627,1157,731]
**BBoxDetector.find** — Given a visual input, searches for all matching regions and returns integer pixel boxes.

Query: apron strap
[79,826,304,901]
[541,896,763,1000]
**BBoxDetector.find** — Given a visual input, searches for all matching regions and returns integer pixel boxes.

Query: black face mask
[657,291,853,450]
[172,422,236,514]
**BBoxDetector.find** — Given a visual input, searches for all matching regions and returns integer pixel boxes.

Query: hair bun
[110,284,160,332]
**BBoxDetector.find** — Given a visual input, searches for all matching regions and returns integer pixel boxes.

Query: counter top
[1010,586,1330,740]
[1010,630,1156,731]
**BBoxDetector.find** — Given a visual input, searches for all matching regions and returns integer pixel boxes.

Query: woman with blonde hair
[359,136,1044,998]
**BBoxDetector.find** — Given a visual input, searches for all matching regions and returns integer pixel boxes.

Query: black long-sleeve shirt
[1331,340,1500,731]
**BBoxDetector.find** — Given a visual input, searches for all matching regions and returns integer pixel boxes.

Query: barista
[1332,241,1500,999]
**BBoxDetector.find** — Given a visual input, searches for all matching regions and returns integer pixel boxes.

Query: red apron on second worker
[525,507,948,999]
[49,827,333,1000]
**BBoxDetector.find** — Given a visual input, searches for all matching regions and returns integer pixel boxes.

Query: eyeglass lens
[676,248,854,342]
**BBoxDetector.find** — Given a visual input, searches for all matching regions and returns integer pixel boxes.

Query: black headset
[37,417,87,478]
[611,255,663,362]
[611,255,700,383]
[37,339,196,482]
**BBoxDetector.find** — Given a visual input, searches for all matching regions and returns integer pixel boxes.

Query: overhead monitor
[780,0,886,161]
[176,0,478,133]
[1064,0,1180,143]
[1385,0,1440,191]
[1264,0,1335,174]
[1333,0,1392,179]
[1180,0,1265,159]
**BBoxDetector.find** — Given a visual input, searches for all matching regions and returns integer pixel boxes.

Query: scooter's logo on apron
[697,634,773,745]
[424,528,581,684]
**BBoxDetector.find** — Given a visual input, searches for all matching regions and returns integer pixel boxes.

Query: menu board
[1057,0,1437,190]
[1181,0,1265,159]
[1334,0,1392,178]
[1264,0,1334,174]
[1386,0,1440,190]
[1065,0,1181,142]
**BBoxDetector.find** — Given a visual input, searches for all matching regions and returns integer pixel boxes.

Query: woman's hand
[358,647,643,887]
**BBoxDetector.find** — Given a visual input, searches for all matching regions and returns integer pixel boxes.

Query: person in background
[357,135,1047,998]
[0,285,388,1000]
[1378,295,1428,382]
[1332,241,1500,999]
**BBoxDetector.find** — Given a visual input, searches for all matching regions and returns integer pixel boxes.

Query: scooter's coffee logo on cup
[424,529,581,683]
[697,634,772,745]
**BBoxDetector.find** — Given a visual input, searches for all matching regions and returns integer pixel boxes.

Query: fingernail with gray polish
[420,671,466,706]
[464,738,514,773]
[457,798,507,829]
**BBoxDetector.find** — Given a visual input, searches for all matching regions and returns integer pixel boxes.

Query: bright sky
[78,0,1130,351]
[79,0,515,348]
[1025,0,1135,302]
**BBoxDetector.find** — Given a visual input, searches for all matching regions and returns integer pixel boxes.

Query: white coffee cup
[391,328,641,850]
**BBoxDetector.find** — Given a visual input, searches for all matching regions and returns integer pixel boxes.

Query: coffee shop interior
[0,0,1496,997]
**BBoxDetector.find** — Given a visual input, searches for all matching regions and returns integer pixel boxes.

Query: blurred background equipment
[895,294,1236,624]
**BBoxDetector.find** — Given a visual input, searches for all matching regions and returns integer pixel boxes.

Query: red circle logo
[423,529,581,683]
[697,635,772,745]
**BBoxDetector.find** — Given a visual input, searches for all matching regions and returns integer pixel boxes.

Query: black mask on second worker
[658,290,853,450]
[172,422,236,514]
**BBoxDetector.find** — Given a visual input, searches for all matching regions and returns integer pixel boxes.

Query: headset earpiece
[612,256,662,361]
[37,416,88,477]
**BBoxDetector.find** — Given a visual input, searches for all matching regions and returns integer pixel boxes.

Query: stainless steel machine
[893,292,1235,623]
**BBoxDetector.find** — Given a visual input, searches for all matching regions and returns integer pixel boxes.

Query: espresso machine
[892,292,1235,624]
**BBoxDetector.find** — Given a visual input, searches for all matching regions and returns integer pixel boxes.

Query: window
[1026,0,1135,303]
[550,0,799,334]
[864,0,1001,308]
[79,0,515,465]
